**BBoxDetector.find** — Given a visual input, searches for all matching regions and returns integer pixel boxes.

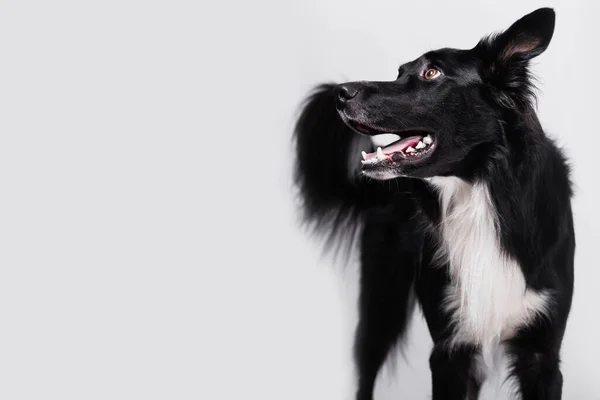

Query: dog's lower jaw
[361,168,402,180]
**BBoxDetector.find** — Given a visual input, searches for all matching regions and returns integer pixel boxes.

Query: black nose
[334,83,360,109]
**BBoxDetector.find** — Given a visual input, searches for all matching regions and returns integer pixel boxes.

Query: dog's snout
[334,83,361,109]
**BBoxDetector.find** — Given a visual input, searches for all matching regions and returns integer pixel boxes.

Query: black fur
[294,8,574,400]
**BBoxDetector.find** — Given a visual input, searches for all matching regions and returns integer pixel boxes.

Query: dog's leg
[502,306,568,400]
[429,344,479,400]
[354,206,424,400]
[508,350,562,399]
[415,243,484,399]
[506,334,564,400]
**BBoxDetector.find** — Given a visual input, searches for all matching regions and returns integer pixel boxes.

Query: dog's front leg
[506,324,565,400]
[429,344,480,400]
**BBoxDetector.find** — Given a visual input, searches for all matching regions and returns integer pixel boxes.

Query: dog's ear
[476,8,556,108]
[493,8,555,62]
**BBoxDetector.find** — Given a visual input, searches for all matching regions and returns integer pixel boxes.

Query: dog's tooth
[377,147,384,159]
[416,141,426,149]
[362,151,368,160]
[406,146,416,153]
[423,135,433,145]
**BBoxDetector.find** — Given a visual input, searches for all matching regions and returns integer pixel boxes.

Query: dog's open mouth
[361,133,435,164]
[345,121,437,168]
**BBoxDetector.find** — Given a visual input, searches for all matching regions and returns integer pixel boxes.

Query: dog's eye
[423,68,441,80]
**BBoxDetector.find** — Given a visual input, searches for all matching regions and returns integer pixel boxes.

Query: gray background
[0,0,597,399]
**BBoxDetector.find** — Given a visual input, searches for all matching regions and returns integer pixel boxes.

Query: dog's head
[335,8,555,180]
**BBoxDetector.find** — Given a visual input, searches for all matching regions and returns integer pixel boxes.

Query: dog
[293,8,574,400]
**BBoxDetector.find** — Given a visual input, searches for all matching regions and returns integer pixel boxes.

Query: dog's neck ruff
[428,176,551,350]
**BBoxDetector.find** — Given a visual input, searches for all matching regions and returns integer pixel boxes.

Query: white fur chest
[428,177,550,349]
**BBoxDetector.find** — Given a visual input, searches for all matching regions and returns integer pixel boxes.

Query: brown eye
[424,68,441,80]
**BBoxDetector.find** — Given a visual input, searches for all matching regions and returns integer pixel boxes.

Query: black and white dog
[294,8,574,400]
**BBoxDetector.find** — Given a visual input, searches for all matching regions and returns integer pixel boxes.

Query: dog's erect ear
[494,8,555,62]
[476,8,556,108]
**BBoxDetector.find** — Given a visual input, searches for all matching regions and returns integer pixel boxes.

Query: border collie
[293,8,574,400]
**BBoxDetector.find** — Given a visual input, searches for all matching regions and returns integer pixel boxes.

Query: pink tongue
[365,136,423,159]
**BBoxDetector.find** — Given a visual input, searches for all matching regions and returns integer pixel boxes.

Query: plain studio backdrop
[0,0,598,399]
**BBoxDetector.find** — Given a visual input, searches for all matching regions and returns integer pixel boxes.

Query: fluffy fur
[293,8,574,400]
[431,177,551,353]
